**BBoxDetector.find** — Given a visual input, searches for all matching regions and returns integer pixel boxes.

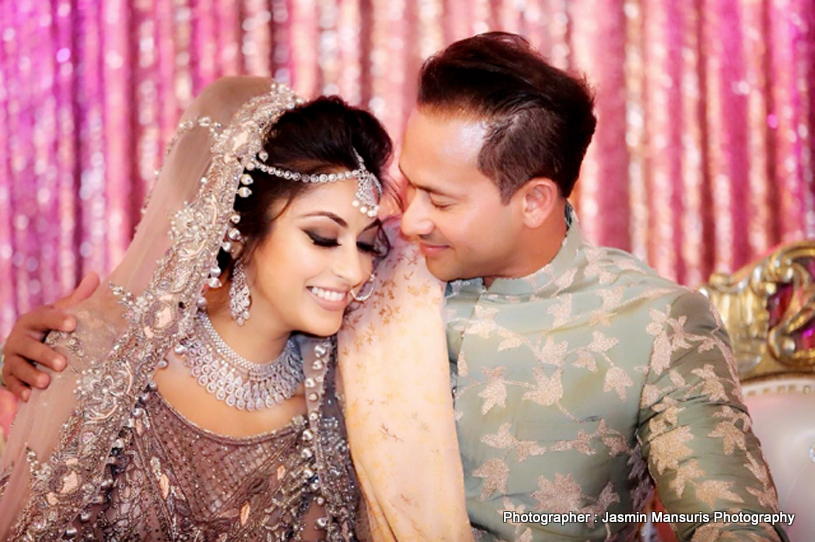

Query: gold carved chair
[699,241,815,541]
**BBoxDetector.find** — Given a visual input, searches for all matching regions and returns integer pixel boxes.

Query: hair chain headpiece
[246,149,383,218]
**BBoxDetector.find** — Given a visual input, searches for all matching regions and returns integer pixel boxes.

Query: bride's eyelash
[356,242,378,255]
[306,230,379,255]
[306,231,339,247]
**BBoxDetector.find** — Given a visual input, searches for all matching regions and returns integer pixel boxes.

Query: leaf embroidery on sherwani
[482,423,514,449]
[478,366,508,414]
[500,497,535,542]
[573,349,598,372]
[457,349,469,378]
[473,458,509,501]
[649,425,694,474]
[712,405,753,430]
[553,268,578,293]
[603,366,634,400]
[532,473,585,513]
[744,452,779,508]
[708,419,746,455]
[666,315,694,350]
[465,305,500,338]
[481,424,546,462]
[538,337,568,367]
[523,367,563,406]
[695,480,744,508]
[649,333,672,376]
[514,440,547,462]
[588,331,619,353]
[691,364,729,401]
[670,459,706,497]
[547,294,573,327]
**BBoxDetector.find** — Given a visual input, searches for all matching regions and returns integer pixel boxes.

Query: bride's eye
[357,241,377,255]
[306,231,339,248]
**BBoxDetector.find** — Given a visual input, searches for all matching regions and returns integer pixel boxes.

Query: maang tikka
[230,259,251,325]
[246,149,383,218]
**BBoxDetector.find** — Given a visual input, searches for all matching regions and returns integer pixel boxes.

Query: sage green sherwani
[445,217,787,541]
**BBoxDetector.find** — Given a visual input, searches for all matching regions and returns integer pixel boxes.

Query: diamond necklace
[178,310,305,411]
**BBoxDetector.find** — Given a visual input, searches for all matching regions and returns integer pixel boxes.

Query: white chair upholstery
[742,375,815,541]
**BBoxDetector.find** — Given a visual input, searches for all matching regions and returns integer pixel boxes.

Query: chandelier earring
[351,272,376,302]
[230,259,252,325]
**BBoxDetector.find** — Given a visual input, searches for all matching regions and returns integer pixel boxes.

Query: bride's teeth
[311,287,345,302]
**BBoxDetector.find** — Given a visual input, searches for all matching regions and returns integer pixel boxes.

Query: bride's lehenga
[0,79,359,541]
[42,330,355,542]
[52,335,355,541]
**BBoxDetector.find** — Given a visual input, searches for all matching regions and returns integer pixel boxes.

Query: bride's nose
[332,244,367,287]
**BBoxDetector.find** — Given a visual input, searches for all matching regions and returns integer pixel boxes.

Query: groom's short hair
[418,32,596,201]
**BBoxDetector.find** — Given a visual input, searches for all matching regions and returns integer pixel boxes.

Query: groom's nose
[400,196,434,238]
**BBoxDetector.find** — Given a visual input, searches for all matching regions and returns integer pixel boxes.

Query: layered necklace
[178,310,305,411]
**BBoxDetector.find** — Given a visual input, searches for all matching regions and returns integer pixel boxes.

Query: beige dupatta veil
[0,77,299,539]
[338,220,473,542]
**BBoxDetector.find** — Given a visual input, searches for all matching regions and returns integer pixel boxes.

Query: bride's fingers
[3,353,51,389]
[54,271,100,310]
[4,375,32,402]
[15,306,76,338]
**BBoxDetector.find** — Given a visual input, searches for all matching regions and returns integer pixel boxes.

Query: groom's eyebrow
[398,165,455,198]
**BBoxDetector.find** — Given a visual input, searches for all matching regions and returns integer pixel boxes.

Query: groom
[2,33,788,541]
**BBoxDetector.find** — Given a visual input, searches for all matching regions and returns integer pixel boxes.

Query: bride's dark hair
[219,96,395,274]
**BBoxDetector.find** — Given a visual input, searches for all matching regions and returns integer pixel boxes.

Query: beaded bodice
[86,390,317,541]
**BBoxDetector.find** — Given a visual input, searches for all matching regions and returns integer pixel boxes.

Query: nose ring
[350,272,376,302]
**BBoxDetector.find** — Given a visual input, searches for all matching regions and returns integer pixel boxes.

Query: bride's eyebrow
[300,212,380,233]
[301,211,347,228]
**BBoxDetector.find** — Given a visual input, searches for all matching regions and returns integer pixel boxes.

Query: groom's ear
[514,177,559,229]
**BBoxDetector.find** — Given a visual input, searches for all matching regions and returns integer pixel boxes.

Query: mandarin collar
[448,204,586,299]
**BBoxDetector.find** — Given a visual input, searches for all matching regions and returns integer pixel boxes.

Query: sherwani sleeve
[637,291,789,542]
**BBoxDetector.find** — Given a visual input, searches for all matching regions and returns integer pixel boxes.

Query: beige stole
[337,219,472,541]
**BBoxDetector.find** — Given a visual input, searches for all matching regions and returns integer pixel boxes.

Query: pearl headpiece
[243,148,382,218]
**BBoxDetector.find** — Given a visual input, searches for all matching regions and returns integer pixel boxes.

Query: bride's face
[243,179,380,337]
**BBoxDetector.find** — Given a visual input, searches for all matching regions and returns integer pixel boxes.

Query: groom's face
[400,109,521,282]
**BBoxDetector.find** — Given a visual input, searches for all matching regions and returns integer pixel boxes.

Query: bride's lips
[307,286,349,312]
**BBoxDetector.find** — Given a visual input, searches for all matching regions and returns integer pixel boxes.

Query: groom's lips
[418,241,449,257]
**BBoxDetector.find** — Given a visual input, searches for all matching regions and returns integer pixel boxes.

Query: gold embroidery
[531,473,584,513]
[478,367,508,414]
[603,366,633,400]
[547,295,573,327]
[649,426,694,473]
[522,367,563,406]
[589,331,619,353]
[694,480,744,508]
[482,423,514,449]
[458,350,470,378]
[691,364,729,401]
[538,337,568,367]
[670,459,706,497]
[708,420,746,455]
[472,458,509,501]
[514,440,547,462]
[550,428,597,456]
[573,350,598,372]
[466,305,500,338]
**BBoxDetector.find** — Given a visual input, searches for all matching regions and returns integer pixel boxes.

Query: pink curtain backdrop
[1,0,813,338]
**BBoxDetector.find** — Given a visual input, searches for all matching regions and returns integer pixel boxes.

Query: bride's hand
[1,272,100,401]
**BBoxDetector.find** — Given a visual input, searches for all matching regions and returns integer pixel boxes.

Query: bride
[0,77,470,540]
